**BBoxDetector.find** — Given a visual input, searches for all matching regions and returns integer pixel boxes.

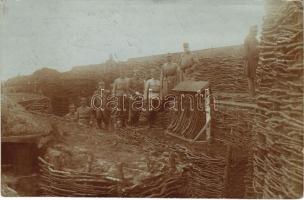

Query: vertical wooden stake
[205,88,211,141]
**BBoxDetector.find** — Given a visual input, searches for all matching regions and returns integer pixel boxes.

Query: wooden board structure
[166,80,211,143]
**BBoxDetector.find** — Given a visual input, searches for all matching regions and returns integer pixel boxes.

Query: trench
[2,143,41,196]
[3,67,257,198]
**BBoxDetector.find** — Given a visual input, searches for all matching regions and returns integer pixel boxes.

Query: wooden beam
[193,119,211,141]
[2,133,49,143]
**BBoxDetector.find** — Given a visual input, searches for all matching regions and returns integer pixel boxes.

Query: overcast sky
[0,0,265,80]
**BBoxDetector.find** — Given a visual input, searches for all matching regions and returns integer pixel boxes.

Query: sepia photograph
[0,0,303,198]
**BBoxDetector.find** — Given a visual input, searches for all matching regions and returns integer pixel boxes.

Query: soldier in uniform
[93,81,111,130]
[128,69,144,127]
[244,25,259,97]
[76,97,93,127]
[178,42,198,82]
[112,67,130,128]
[160,53,179,100]
[144,69,161,128]
[65,104,77,122]
[104,54,116,73]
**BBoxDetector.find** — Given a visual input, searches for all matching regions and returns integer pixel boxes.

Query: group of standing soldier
[64,26,259,130]
[64,42,198,130]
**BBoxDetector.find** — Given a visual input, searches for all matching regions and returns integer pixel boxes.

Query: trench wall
[252,0,303,198]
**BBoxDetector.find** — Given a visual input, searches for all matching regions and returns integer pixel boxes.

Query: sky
[0,0,265,80]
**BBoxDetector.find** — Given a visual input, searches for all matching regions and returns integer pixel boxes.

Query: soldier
[65,104,77,122]
[112,67,130,128]
[104,54,116,73]
[144,69,161,128]
[93,81,110,130]
[160,53,179,100]
[76,97,93,127]
[244,25,259,97]
[128,69,144,127]
[178,42,198,82]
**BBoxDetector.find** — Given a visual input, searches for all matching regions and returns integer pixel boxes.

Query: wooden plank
[172,80,209,93]
[2,133,49,143]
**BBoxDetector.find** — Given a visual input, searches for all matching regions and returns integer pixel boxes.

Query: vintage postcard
[0,0,303,198]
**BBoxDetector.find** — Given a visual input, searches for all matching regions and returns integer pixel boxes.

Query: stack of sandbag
[18,97,52,113]
[253,0,303,198]
[212,102,256,148]
[190,56,248,94]
[4,93,52,113]
[174,145,226,198]
[212,101,256,198]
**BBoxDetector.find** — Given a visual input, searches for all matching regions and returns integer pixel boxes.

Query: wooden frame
[165,86,212,143]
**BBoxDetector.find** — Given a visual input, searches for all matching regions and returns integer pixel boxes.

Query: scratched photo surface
[0,0,303,198]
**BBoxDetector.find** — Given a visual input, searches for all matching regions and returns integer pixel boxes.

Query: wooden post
[205,88,211,141]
